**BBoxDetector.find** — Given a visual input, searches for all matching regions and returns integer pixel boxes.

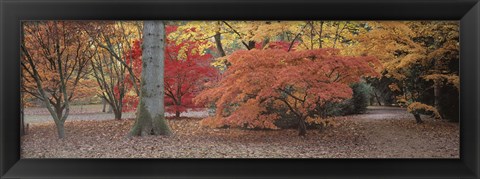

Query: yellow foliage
[388,83,401,92]
[305,116,337,127]
[423,74,460,91]
[407,102,441,119]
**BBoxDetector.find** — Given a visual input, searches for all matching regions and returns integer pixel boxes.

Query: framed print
[1,0,479,178]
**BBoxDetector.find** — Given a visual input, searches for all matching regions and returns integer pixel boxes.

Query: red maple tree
[195,48,381,136]
[120,26,218,117]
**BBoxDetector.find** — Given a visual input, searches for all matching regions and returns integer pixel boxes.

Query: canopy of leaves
[195,48,381,129]
[121,26,219,115]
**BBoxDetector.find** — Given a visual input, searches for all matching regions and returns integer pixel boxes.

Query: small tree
[195,49,380,136]
[83,21,142,120]
[21,21,95,138]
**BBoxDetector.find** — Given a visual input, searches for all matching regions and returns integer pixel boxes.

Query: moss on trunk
[129,101,172,136]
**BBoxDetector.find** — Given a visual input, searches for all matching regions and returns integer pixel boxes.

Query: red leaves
[119,26,219,115]
[195,49,381,129]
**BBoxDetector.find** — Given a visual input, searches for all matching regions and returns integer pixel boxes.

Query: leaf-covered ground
[21,106,459,158]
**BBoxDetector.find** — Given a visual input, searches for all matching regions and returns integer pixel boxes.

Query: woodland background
[20,21,459,158]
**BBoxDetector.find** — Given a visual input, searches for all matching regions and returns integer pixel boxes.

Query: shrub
[195,49,380,135]
[344,82,373,114]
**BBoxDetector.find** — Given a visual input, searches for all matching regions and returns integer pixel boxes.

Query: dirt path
[24,105,209,124]
[21,106,459,158]
[342,106,459,158]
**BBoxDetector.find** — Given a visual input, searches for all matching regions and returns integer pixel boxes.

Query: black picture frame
[1,0,479,178]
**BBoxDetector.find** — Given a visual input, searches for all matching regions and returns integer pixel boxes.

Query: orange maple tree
[195,48,380,136]
[21,21,96,138]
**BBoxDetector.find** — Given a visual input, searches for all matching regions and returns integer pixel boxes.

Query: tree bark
[20,104,25,136]
[248,41,256,50]
[414,114,423,124]
[129,21,172,137]
[114,109,122,120]
[214,32,226,57]
[55,120,66,139]
[373,91,382,106]
[102,98,107,112]
[298,117,307,136]
[318,21,324,48]
[433,80,443,118]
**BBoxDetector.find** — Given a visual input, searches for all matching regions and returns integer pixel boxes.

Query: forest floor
[21,106,459,158]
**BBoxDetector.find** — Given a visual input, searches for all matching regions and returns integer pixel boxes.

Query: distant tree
[82,21,142,120]
[355,21,459,123]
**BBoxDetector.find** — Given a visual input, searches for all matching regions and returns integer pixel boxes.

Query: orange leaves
[22,21,94,104]
[195,48,381,129]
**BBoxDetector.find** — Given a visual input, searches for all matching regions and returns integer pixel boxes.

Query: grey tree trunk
[102,98,107,112]
[55,120,66,138]
[129,21,172,136]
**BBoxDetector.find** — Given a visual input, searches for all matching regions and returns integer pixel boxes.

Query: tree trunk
[373,91,382,106]
[52,106,67,138]
[214,32,226,57]
[262,38,270,49]
[175,111,181,118]
[55,120,66,139]
[20,99,25,136]
[433,81,443,118]
[318,21,324,48]
[414,114,423,124]
[129,21,172,137]
[114,109,122,120]
[248,41,256,50]
[102,98,107,112]
[298,117,307,136]
[108,104,113,113]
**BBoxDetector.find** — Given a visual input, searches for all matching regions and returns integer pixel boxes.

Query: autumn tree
[121,26,219,117]
[82,21,142,117]
[21,21,95,138]
[90,48,127,120]
[412,21,459,122]
[164,27,218,117]
[82,21,142,120]
[195,49,380,136]
[354,21,459,123]
[172,21,309,69]
[128,21,172,136]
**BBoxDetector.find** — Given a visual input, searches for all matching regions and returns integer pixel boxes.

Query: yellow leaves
[388,83,401,92]
[423,74,460,91]
[169,21,216,53]
[305,116,337,127]
[407,102,442,119]
[396,96,408,107]
[395,53,426,69]
[211,57,228,70]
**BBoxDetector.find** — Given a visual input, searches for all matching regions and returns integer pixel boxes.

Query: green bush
[343,82,373,114]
